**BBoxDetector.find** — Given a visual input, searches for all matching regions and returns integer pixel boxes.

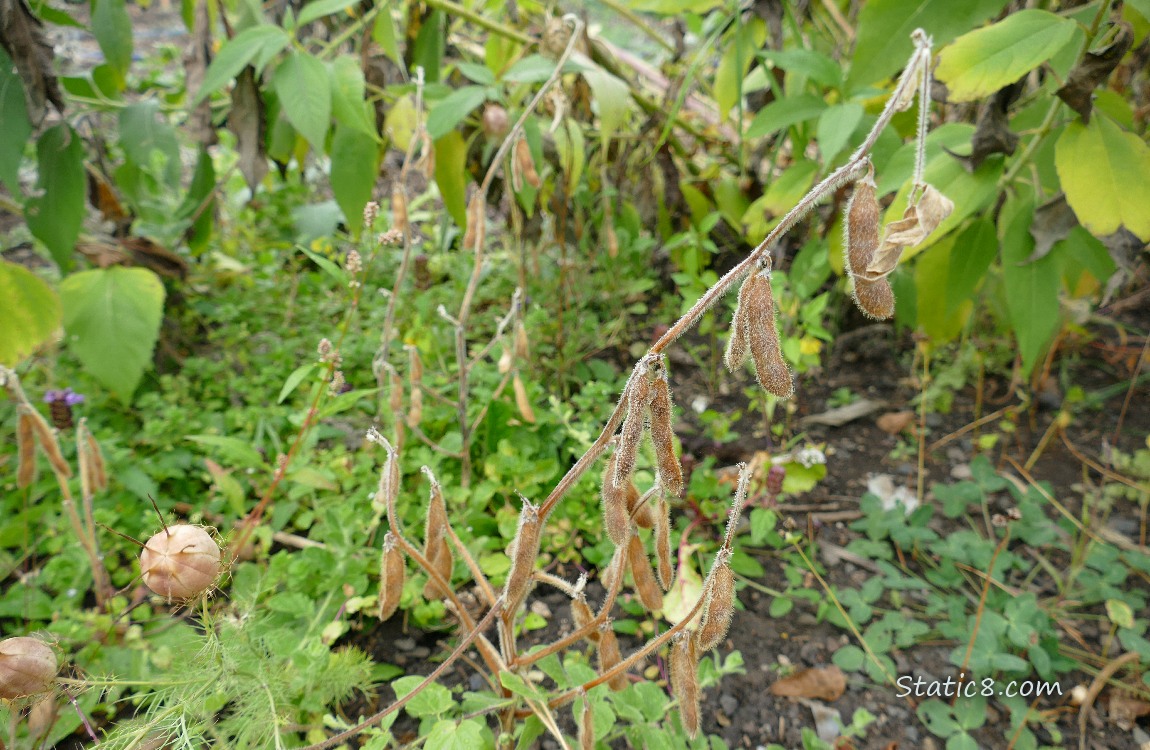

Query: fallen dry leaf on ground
[769,665,847,701]
[876,410,915,435]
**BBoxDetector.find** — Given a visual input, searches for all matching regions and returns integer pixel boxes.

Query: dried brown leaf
[229,68,267,193]
[876,410,915,435]
[769,665,847,702]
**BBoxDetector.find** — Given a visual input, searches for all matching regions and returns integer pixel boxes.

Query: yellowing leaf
[935,10,1077,102]
[434,130,468,227]
[1055,114,1150,241]
[0,260,61,365]
[662,545,704,626]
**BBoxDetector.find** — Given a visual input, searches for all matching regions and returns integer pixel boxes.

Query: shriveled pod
[0,637,57,700]
[422,472,454,599]
[601,453,632,548]
[406,386,423,427]
[388,370,404,414]
[502,498,543,616]
[627,535,663,612]
[378,533,405,620]
[597,623,629,691]
[669,632,700,738]
[497,344,513,374]
[571,595,599,642]
[140,524,222,600]
[513,373,536,423]
[392,186,408,235]
[514,321,530,361]
[648,367,683,497]
[697,558,736,651]
[423,536,454,599]
[462,193,485,252]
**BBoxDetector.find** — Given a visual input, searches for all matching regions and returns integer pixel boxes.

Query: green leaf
[330,124,380,235]
[816,102,863,162]
[179,148,216,252]
[372,7,402,67]
[25,124,86,271]
[329,55,378,138]
[714,19,764,119]
[500,671,546,701]
[59,267,165,400]
[274,52,332,152]
[425,719,486,750]
[434,130,468,227]
[456,62,495,85]
[745,93,826,139]
[119,100,181,185]
[1055,114,1150,241]
[0,47,31,192]
[296,0,358,26]
[392,676,454,717]
[848,0,1009,91]
[278,363,318,403]
[186,434,268,470]
[945,218,997,315]
[760,48,842,88]
[194,25,289,103]
[1000,188,1060,377]
[425,85,488,140]
[0,261,60,366]
[935,10,1077,102]
[915,234,971,342]
[832,645,866,671]
[91,0,133,79]
[582,66,632,144]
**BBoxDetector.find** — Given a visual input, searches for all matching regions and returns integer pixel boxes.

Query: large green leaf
[816,102,863,162]
[425,85,488,140]
[745,93,826,139]
[295,0,358,26]
[945,218,998,316]
[119,100,181,186]
[0,261,60,366]
[915,234,972,342]
[433,130,467,227]
[1000,189,1060,377]
[25,124,86,271]
[0,47,31,193]
[848,0,1008,91]
[714,18,765,119]
[274,52,331,153]
[91,0,133,79]
[194,25,289,104]
[330,124,380,236]
[424,719,485,750]
[935,10,1077,102]
[59,267,165,400]
[329,56,377,138]
[1055,114,1150,241]
[581,66,632,144]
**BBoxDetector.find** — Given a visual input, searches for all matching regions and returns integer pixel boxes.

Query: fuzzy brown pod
[648,372,683,497]
[626,485,654,530]
[739,265,794,399]
[0,637,57,700]
[628,535,663,611]
[422,475,451,598]
[513,373,537,423]
[391,186,408,235]
[378,533,405,620]
[578,692,595,750]
[602,453,633,547]
[696,559,735,651]
[462,193,485,251]
[670,632,700,738]
[853,278,896,320]
[844,163,880,278]
[654,496,673,591]
[422,536,454,599]
[502,499,542,616]
[571,596,599,642]
[724,273,752,372]
[17,411,35,488]
[514,320,530,360]
[613,361,657,491]
[388,371,404,413]
[514,138,541,189]
[406,386,423,427]
[140,524,222,600]
[498,344,513,374]
[80,423,107,491]
[597,624,629,691]
[25,406,70,478]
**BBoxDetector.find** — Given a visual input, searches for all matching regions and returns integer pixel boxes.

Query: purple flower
[44,388,86,406]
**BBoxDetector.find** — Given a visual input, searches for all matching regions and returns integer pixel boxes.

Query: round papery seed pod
[139,525,222,600]
[0,637,57,700]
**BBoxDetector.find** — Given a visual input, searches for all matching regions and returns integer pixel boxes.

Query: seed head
[362,201,379,230]
[139,524,222,600]
[0,637,57,700]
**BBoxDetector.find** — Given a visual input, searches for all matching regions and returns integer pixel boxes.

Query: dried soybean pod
[25,406,70,478]
[378,532,405,620]
[844,162,880,278]
[578,691,595,750]
[498,344,513,374]
[406,385,423,427]
[513,372,536,423]
[597,624,629,691]
[648,366,683,497]
[628,535,663,611]
[392,186,408,235]
[571,595,599,642]
[464,193,486,251]
[515,137,541,189]
[654,496,673,591]
[388,370,404,413]
[17,411,35,488]
[502,498,543,616]
[744,266,794,399]
[724,272,753,372]
[423,536,454,599]
[854,278,896,320]
[601,453,632,548]
[81,422,107,491]
[670,632,701,738]
[423,471,447,556]
[697,558,735,651]
[514,320,529,360]
[626,485,654,529]
[613,363,654,490]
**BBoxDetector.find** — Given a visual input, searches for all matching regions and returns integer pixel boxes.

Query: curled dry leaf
[769,665,847,702]
[876,410,915,435]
